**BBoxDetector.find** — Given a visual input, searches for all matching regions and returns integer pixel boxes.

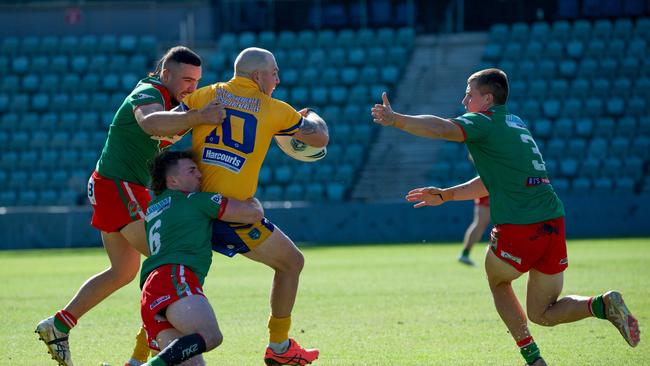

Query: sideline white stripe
[179,265,192,296]
[123,182,145,219]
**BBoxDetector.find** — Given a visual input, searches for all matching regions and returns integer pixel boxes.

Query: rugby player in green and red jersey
[140,150,263,366]
[36,46,226,366]
[371,68,640,365]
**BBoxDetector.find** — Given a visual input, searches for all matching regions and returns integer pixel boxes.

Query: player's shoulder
[187,191,224,207]
[452,111,494,125]
[130,77,164,100]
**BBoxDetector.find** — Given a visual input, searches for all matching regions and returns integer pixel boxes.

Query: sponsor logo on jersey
[133,92,156,101]
[505,114,528,130]
[216,88,260,112]
[149,295,171,310]
[211,194,223,205]
[128,200,143,219]
[145,196,171,222]
[559,257,568,265]
[526,177,551,186]
[202,147,246,173]
[248,228,261,240]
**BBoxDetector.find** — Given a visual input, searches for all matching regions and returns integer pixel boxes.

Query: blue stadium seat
[238,31,257,49]
[0,150,17,169]
[609,137,629,159]
[376,27,396,46]
[326,182,346,201]
[341,103,361,124]
[329,86,348,105]
[118,35,137,53]
[218,33,237,52]
[613,19,633,40]
[9,170,28,189]
[601,159,622,178]
[523,42,543,61]
[639,117,650,136]
[521,100,541,120]
[11,93,28,112]
[258,166,272,185]
[616,117,637,138]
[347,47,366,66]
[580,158,600,178]
[59,35,79,54]
[336,29,356,48]
[304,183,324,201]
[530,22,550,40]
[623,156,643,180]
[356,28,375,47]
[258,31,276,49]
[58,189,79,205]
[31,93,49,111]
[545,40,564,60]
[545,139,566,159]
[554,159,578,179]
[0,190,16,206]
[585,39,606,58]
[592,19,613,39]
[627,38,647,58]
[139,35,157,55]
[529,79,547,99]
[620,57,640,78]
[588,138,608,159]
[488,23,509,43]
[565,138,586,158]
[38,189,59,206]
[18,190,38,206]
[583,97,604,118]
[571,19,592,41]
[542,99,561,119]
[483,43,501,62]
[593,117,615,138]
[79,35,98,53]
[20,36,39,54]
[316,30,336,48]
[592,177,613,194]
[284,183,304,201]
[569,78,590,99]
[387,47,408,67]
[606,39,626,59]
[510,22,529,43]
[30,55,49,72]
[635,18,650,41]
[630,136,650,159]
[327,48,346,67]
[558,59,577,78]
[615,178,635,194]
[396,27,415,48]
[551,20,571,42]
[1,36,19,55]
[627,97,646,117]
[571,177,591,194]
[575,118,594,138]
[274,165,292,184]
[307,48,328,68]
[612,78,632,99]
[12,56,29,74]
[291,164,312,183]
[591,78,610,98]
[532,119,552,139]
[549,79,569,99]
[566,40,584,59]
[562,99,582,118]
[51,55,68,73]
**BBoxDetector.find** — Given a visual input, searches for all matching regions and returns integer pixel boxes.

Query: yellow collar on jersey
[230,76,260,91]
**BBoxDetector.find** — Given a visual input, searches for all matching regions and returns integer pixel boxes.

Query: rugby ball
[274,112,327,162]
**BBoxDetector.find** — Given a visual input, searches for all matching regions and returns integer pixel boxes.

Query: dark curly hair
[149,150,195,195]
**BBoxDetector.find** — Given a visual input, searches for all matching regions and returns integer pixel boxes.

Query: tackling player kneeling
[140,151,263,366]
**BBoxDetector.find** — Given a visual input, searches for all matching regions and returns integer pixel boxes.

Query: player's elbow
[138,116,160,136]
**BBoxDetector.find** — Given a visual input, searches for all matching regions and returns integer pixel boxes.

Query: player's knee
[201,330,223,351]
[527,311,554,327]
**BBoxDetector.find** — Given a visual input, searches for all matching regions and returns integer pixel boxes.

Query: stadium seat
[588,138,608,159]
[307,48,328,68]
[584,39,606,58]
[139,35,157,55]
[545,40,564,60]
[336,29,356,48]
[387,47,408,67]
[545,139,566,159]
[592,78,610,97]
[631,137,650,159]
[627,38,647,58]
[30,56,49,73]
[616,117,637,138]
[327,48,346,67]
[18,190,38,206]
[326,182,346,201]
[20,36,39,54]
[510,22,529,43]
[523,42,543,61]
[12,56,29,74]
[304,183,324,201]
[329,86,348,105]
[1,36,19,55]
[542,99,561,119]
[565,138,586,158]
[566,40,584,59]
[274,165,292,184]
[551,20,571,42]
[580,158,600,178]
[627,97,646,117]
[532,119,552,139]
[601,159,623,178]
[521,100,541,120]
[571,177,591,194]
[79,35,98,53]
[574,118,594,138]
[21,73,39,92]
[58,189,79,206]
[635,18,650,41]
[488,23,509,43]
[639,117,650,136]
[284,183,304,201]
[289,87,309,106]
[558,59,577,78]
[613,18,633,40]
[623,156,643,180]
[576,58,598,80]
[258,31,276,49]
[571,19,592,41]
[396,27,415,48]
[593,117,615,138]
[0,190,16,206]
[530,22,550,40]
[583,97,604,118]
[38,189,59,206]
[292,164,313,183]
[376,27,396,46]
[609,137,629,159]
[562,98,582,118]
[592,177,613,194]
[119,35,137,53]
[316,29,336,48]
[9,170,29,189]
[483,43,501,62]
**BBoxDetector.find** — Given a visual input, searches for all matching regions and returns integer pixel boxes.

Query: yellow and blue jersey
[183,76,303,200]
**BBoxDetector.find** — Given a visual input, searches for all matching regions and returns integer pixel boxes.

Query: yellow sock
[268,315,291,344]
[130,327,150,362]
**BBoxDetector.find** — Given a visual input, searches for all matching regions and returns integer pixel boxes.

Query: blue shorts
[211,217,275,257]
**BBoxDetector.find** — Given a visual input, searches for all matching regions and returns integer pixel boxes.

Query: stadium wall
[1,196,649,250]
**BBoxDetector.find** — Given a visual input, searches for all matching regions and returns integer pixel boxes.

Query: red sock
[54,310,77,333]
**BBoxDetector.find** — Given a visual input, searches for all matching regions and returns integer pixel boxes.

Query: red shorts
[140,264,205,350]
[88,171,151,232]
[474,196,490,207]
[489,216,568,274]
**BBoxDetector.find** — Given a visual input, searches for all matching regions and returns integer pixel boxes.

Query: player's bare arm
[220,197,264,224]
[292,108,330,147]
[371,92,464,142]
[136,99,226,136]
[406,176,488,208]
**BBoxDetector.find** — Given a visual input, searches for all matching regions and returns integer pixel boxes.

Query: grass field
[3,238,649,365]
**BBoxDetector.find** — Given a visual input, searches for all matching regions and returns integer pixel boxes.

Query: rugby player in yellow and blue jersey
[372,68,640,365]
[162,47,328,365]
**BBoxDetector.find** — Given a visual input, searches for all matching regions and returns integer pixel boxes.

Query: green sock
[520,342,541,364]
[147,356,166,366]
[590,295,606,319]
[461,248,470,257]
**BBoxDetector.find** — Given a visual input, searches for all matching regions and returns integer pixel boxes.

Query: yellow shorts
[211,217,275,257]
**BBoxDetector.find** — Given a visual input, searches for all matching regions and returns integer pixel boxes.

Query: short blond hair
[234,47,274,77]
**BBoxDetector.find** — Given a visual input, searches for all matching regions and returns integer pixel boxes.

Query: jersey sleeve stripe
[278,117,304,133]
[449,119,467,142]
[217,197,228,219]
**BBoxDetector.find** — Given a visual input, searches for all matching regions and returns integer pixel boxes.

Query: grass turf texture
[3,238,649,365]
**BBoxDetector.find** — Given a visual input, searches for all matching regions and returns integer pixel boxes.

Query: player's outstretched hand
[371,92,397,126]
[198,100,227,125]
[405,186,452,208]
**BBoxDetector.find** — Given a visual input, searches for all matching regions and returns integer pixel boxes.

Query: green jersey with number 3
[96,76,184,186]
[451,104,565,225]
[140,189,225,287]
